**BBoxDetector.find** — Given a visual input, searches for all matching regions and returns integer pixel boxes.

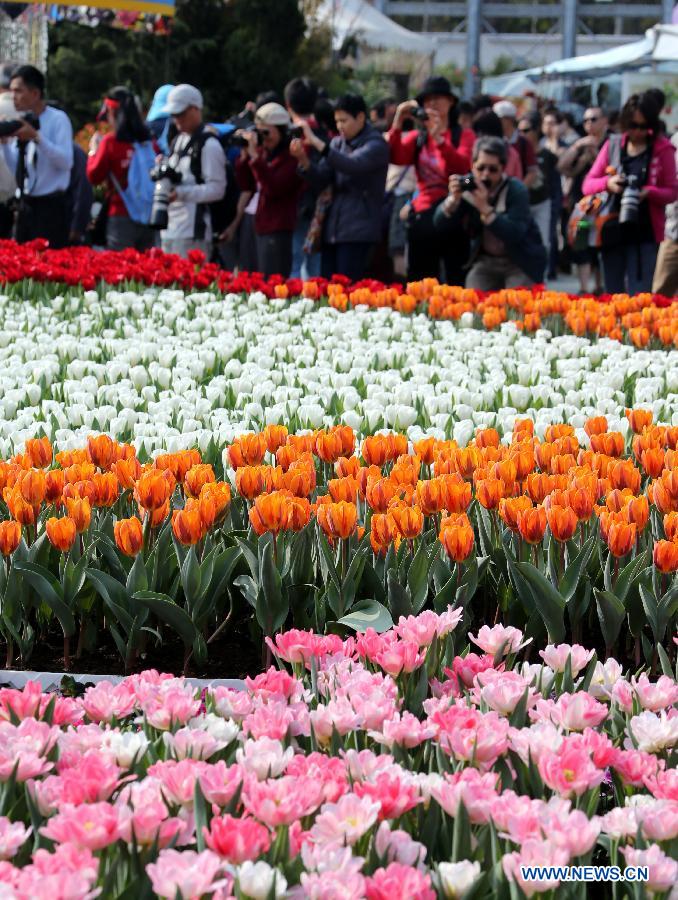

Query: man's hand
[467,180,492,215]
[448,174,464,203]
[14,121,38,143]
[218,221,238,244]
[425,108,446,144]
[392,100,418,130]
[290,137,310,169]
[606,173,625,195]
[577,135,598,149]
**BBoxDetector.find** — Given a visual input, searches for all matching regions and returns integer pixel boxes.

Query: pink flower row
[0,612,675,899]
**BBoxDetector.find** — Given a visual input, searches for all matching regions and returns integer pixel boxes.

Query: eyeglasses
[629,121,649,131]
[583,116,599,124]
[475,164,501,173]
[518,127,532,134]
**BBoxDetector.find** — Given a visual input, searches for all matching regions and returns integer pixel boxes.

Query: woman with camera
[87,86,156,252]
[582,92,677,294]
[234,103,303,278]
[387,76,475,285]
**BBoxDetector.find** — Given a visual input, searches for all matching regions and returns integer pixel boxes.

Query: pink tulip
[538,740,604,797]
[629,711,678,753]
[0,816,30,860]
[631,674,678,712]
[300,868,366,899]
[502,838,570,897]
[210,686,254,721]
[621,844,678,894]
[243,775,324,827]
[365,862,436,900]
[470,624,528,657]
[612,748,659,786]
[638,799,678,842]
[372,640,426,678]
[369,711,436,749]
[147,759,211,807]
[431,704,509,770]
[539,643,593,677]
[241,701,303,741]
[140,686,201,731]
[82,680,137,723]
[374,821,426,866]
[475,670,537,716]
[508,721,564,765]
[310,698,361,745]
[0,719,59,781]
[0,681,81,726]
[204,813,271,863]
[431,769,500,823]
[551,692,608,731]
[544,808,601,856]
[286,752,348,804]
[310,793,380,847]
[354,770,421,820]
[40,801,124,850]
[447,653,498,689]
[146,848,227,899]
[644,768,678,800]
[601,805,640,840]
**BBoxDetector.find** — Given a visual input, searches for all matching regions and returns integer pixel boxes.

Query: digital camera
[460,173,476,191]
[0,111,40,140]
[149,161,183,231]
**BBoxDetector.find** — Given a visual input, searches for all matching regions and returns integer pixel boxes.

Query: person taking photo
[1,64,73,249]
[290,93,389,281]
[387,76,474,284]
[435,136,546,290]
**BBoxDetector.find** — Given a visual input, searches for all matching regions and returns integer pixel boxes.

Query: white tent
[483,24,678,93]
[316,0,435,55]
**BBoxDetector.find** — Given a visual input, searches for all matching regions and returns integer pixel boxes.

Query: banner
[3,1,176,15]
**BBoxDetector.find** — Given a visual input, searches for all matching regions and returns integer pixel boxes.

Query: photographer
[160,84,226,260]
[87,86,156,251]
[435,136,546,290]
[583,92,677,294]
[234,102,303,278]
[387,76,475,284]
[1,65,73,249]
[290,93,389,281]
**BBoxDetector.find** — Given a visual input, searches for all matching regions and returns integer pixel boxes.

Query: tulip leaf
[615,550,648,603]
[387,568,414,620]
[515,561,565,644]
[181,545,202,610]
[407,542,432,614]
[594,589,626,652]
[86,569,134,633]
[337,598,393,633]
[125,553,148,598]
[133,590,197,649]
[559,533,595,603]
[257,539,287,636]
[14,562,76,638]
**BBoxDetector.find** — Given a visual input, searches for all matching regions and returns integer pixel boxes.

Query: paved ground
[546,272,582,294]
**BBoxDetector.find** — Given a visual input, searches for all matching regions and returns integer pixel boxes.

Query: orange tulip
[546,504,578,542]
[440,475,472,514]
[63,479,98,506]
[315,431,344,464]
[44,469,65,504]
[335,456,361,479]
[664,512,678,542]
[361,435,391,467]
[228,433,267,469]
[608,460,641,494]
[249,491,289,536]
[329,476,359,504]
[475,428,500,449]
[4,487,37,526]
[414,437,437,465]
[517,505,547,544]
[155,450,200,483]
[285,496,311,531]
[439,515,474,563]
[623,495,649,531]
[415,478,446,516]
[136,471,172,511]
[653,539,678,574]
[607,520,636,558]
[200,482,232,520]
[567,486,595,522]
[172,505,205,546]
[316,500,357,541]
[93,472,119,508]
[625,408,653,434]
[113,456,142,490]
[499,495,533,532]
[56,449,88,468]
[511,446,536,480]
[25,437,52,468]
[641,447,665,479]
[589,432,624,457]
[87,434,115,470]
[366,476,399,512]
[144,498,170,529]
[390,504,424,539]
[370,512,398,548]
[544,424,575,442]
[513,418,535,438]
[448,446,480,480]
[0,520,21,556]
[263,424,289,454]
[235,466,268,501]
[525,473,554,504]
[114,516,144,557]
[46,516,77,552]
[282,463,315,498]
[184,464,216,499]
[64,462,96,484]
[584,416,608,437]
[476,478,504,510]
[19,469,46,506]
[65,497,91,534]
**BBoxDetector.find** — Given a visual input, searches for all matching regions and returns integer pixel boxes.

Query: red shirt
[387,127,475,212]
[86,133,135,218]
[235,148,303,235]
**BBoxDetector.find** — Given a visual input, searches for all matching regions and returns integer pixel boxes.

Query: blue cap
[146,84,174,123]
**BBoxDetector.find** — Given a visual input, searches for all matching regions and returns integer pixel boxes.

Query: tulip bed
[0,623,676,899]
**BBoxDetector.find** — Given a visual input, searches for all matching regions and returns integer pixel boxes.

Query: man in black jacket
[290,93,389,281]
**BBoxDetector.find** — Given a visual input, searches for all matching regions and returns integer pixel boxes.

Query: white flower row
[0,288,675,458]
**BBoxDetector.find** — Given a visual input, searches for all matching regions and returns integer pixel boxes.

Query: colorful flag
[4,1,176,15]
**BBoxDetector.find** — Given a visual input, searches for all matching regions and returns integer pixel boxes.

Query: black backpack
[181,126,240,233]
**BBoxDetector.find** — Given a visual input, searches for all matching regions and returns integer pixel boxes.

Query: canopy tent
[483,24,678,94]
[316,0,434,55]
[3,0,175,14]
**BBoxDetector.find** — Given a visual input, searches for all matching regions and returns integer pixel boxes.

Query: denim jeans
[321,242,374,281]
[601,242,658,294]
[291,216,321,279]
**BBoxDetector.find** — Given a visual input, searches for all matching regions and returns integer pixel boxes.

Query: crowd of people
[0,62,676,295]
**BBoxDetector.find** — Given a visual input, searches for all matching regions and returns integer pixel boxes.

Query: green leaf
[615,550,648,602]
[14,561,76,637]
[180,545,201,609]
[133,590,198,649]
[125,553,148,598]
[594,589,626,652]
[257,539,287,636]
[86,569,134,633]
[515,561,566,644]
[337,598,393,633]
[559,534,595,602]
[234,536,259,581]
[387,568,414,620]
[193,779,208,852]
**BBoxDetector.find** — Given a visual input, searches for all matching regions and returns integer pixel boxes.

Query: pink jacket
[582,133,678,243]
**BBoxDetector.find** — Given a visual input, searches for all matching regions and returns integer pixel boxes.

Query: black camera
[224,124,265,149]
[149,161,183,230]
[460,173,476,191]
[289,125,305,140]
[412,106,429,122]
[0,111,40,140]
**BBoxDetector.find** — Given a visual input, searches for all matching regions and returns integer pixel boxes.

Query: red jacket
[387,127,475,212]
[583,133,677,244]
[86,133,135,218]
[235,148,303,235]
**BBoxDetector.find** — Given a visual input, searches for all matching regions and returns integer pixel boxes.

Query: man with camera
[0,65,73,249]
[158,84,226,260]
[435,136,546,290]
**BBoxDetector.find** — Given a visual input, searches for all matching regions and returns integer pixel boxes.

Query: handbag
[566,134,622,251]
[304,186,332,255]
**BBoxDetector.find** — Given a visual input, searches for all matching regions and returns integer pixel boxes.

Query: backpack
[185,127,240,234]
[110,142,156,225]
[566,134,623,251]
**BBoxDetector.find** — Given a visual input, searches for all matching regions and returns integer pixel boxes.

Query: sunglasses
[518,127,532,134]
[583,116,599,124]
[475,164,501,173]
[629,121,649,131]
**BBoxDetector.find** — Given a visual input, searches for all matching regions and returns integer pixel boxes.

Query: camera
[223,124,265,150]
[289,125,305,140]
[460,173,476,191]
[0,111,40,140]
[619,174,641,225]
[149,161,183,231]
[412,106,429,122]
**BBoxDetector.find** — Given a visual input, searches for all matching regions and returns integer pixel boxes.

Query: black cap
[416,75,457,106]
